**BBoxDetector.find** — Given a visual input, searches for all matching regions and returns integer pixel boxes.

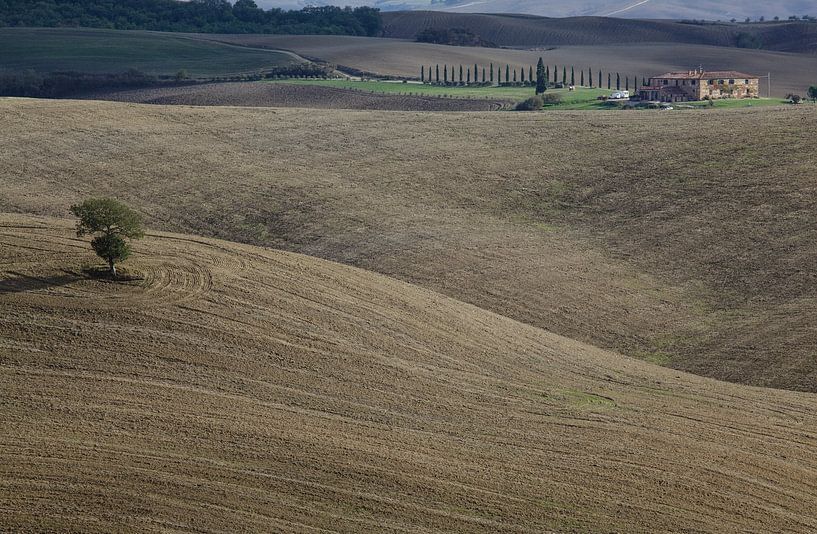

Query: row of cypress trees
[419,59,646,93]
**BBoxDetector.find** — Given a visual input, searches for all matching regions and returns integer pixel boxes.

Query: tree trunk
[109,259,117,279]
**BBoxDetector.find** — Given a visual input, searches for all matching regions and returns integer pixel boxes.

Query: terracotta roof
[652,70,759,80]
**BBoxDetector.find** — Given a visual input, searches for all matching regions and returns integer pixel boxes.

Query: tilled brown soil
[80,81,507,111]
[2,214,817,532]
[2,100,815,393]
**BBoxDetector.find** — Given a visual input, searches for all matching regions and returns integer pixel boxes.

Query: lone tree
[809,85,817,102]
[536,57,547,94]
[70,198,144,278]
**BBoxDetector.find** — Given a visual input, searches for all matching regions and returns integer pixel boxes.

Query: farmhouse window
[691,80,696,85]
[729,79,735,84]
[744,79,749,84]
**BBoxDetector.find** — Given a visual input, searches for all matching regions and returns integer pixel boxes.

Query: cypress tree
[513,68,517,83]
[421,65,424,82]
[626,76,629,90]
[546,65,550,84]
[436,64,440,83]
[506,64,510,84]
[467,67,471,84]
[536,57,547,94]
[571,66,575,86]
[616,72,621,90]
[528,65,533,84]
[490,63,494,83]
[608,72,611,89]
[459,64,463,83]
[520,67,525,83]
[474,63,478,82]
[599,70,602,88]
[482,67,486,83]
[589,67,593,87]
[580,70,585,87]
[562,66,567,84]
[444,65,448,83]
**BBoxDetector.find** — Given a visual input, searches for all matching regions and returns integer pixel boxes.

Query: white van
[610,91,630,99]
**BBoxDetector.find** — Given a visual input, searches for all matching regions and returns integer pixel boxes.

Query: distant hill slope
[381,12,817,52]
[0,28,302,77]
[2,214,817,531]
[259,1,816,21]
[205,34,817,97]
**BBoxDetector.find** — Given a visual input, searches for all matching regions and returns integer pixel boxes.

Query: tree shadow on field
[0,267,145,295]
[0,270,84,295]
[81,266,143,283]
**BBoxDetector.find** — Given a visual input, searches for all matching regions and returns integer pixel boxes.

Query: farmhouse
[639,69,760,102]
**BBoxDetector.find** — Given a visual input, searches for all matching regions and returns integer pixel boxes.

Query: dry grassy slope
[201,34,817,97]
[2,214,817,532]
[1,99,816,393]
[381,12,817,52]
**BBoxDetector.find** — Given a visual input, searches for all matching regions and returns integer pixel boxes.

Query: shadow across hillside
[0,270,83,294]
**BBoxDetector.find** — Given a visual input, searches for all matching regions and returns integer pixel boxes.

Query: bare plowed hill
[79,81,506,111]
[2,99,816,393]
[2,214,817,532]
[382,12,817,52]
[203,35,817,97]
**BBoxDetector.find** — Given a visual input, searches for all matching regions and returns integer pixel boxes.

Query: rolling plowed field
[2,214,817,532]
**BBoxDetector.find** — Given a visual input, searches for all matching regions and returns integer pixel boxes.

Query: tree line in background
[420,59,645,93]
[0,0,382,35]
[415,27,497,48]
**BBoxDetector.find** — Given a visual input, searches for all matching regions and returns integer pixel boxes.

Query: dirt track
[2,214,817,532]
[80,81,506,111]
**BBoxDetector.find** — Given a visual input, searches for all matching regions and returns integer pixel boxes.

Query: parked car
[610,91,630,99]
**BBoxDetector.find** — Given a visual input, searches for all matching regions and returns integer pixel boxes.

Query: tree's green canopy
[70,198,144,275]
[70,198,144,239]
[91,233,131,266]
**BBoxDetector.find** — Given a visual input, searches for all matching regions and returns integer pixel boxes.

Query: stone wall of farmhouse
[699,78,759,99]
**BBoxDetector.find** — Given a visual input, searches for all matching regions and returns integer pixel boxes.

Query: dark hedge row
[0,0,382,36]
